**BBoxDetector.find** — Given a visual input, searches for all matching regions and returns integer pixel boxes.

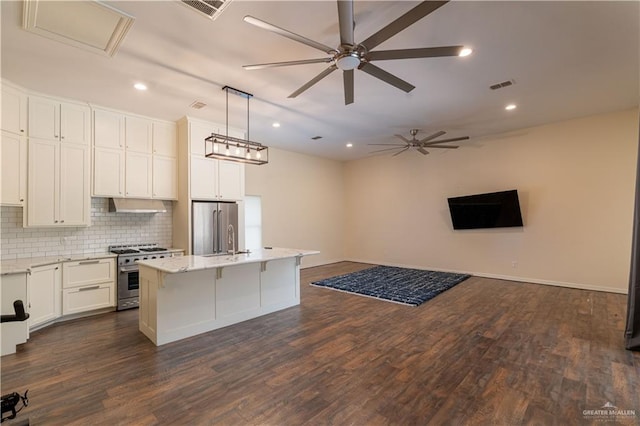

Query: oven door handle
[119,266,139,273]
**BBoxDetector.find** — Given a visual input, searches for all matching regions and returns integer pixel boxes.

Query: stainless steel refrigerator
[192,201,239,255]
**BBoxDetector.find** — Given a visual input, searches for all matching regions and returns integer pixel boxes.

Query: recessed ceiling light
[272,122,280,128]
[505,104,517,111]
[134,83,147,91]
[459,48,472,57]
[346,143,353,148]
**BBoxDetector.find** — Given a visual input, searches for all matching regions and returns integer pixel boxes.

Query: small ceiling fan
[369,129,469,156]
[242,1,469,105]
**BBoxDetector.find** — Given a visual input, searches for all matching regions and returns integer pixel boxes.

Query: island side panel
[156,268,217,345]
[260,257,299,309]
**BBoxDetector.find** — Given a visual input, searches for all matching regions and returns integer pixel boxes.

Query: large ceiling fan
[242,1,469,105]
[369,129,469,156]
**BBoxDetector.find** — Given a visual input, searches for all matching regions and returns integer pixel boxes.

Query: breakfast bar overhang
[136,248,319,346]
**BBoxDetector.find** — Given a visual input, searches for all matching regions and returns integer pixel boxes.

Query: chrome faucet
[227,224,235,256]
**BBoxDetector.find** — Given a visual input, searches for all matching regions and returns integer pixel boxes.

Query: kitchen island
[136,247,319,346]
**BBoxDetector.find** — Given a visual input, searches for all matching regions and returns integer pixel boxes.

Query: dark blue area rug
[311,266,470,306]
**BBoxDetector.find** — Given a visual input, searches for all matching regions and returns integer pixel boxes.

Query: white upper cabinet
[94,108,124,149]
[1,131,26,206]
[152,121,177,157]
[92,108,175,200]
[28,95,90,144]
[26,137,90,227]
[1,82,27,135]
[125,151,152,198]
[187,119,245,201]
[125,115,152,153]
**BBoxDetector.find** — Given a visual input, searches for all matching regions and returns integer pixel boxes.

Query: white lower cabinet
[28,263,62,329]
[62,258,116,315]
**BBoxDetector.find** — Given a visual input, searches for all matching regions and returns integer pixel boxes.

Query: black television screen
[447,189,523,230]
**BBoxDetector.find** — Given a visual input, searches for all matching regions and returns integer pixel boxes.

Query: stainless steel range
[110,244,176,310]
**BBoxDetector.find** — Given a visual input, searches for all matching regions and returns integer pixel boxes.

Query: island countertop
[136,247,319,274]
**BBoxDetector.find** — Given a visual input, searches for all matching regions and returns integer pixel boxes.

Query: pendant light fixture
[205,85,269,165]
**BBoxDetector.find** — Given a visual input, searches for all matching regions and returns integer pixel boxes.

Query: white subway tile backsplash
[0,198,173,260]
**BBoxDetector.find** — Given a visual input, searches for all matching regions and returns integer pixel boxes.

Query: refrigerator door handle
[217,209,223,253]
[212,209,218,253]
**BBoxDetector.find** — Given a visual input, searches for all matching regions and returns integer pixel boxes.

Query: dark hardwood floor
[2,262,639,425]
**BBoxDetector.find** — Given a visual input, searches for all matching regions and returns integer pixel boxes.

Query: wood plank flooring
[2,261,639,425]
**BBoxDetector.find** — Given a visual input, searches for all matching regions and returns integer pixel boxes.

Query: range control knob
[134,258,140,263]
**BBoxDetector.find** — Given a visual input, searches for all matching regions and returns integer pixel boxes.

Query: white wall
[344,108,639,293]
[245,147,344,267]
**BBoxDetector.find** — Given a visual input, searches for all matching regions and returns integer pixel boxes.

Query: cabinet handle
[54,220,59,223]
[19,199,24,202]
[79,285,100,291]
[79,260,100,265]
[20,129,24,133]
[54,134,58,138]
[55,267,59,270]
[61,220,65,223]
[61,136,65,139]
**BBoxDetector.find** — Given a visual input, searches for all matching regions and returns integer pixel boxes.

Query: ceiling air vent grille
[490,79,515,90]
[190,101,207,109]
[311,136,323,140]
[180,0,232,20]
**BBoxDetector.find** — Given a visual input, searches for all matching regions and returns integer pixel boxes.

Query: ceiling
[2,1,638,161]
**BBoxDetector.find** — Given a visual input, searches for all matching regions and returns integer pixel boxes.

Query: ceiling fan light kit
[204,86,269,165]
[243,0,468,105]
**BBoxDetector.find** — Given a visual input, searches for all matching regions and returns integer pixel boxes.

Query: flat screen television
[447,189,523,230]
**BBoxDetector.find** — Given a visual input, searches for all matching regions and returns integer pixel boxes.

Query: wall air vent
[180,0,233,20]
[190,101,207,109]
[490,79,515,90]
[311,136,323,140]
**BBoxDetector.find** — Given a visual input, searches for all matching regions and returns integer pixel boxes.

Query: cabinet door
[152,156,177,199]
[27,138,59,226]
[28,96,59,140]
[218,160,245,200]
[1,131,26,206]
[1,84,27,135]
[59,143,90,226]
[125,116,152,153]
[94,109,124,149]
[125,151,152,198]
[93,147,125,197]
[60,102,90,145]
[1,273,29,355]
[190,155,218,199]
[153,121,177,157]
[28,263,62,329]
[190,121,218,156]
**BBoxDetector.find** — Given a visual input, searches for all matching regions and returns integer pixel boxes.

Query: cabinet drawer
[63,258,115,288]
[62,283,114,315]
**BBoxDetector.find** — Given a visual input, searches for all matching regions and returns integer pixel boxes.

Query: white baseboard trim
[343,257,628,295]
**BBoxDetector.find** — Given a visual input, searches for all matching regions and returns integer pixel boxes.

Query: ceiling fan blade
[344,69,354,105]
[337,0,355,46]
[367,46,464,61]
[394,134,411,144]
[244,58,333,70]
[424,145,459,149]
[243,16,335,54]
[419,131,447,143]
[417,147,430,155]
[392,146,410,157]
[369,146,406,154]
[423,136,470,145]
[359,62,415,93]
[368,143,406,146]
[359,1,449,51]
[288,65,338,98]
